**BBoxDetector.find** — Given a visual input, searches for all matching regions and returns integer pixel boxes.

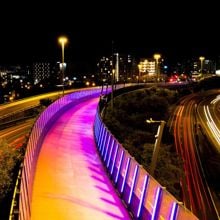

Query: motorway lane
[0,119,35,147]
[197,92,220,151]
[173,93,219,220]
[0,88,88,120]
[0,91,65,118]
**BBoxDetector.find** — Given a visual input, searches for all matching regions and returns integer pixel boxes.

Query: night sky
[0,1,219,73]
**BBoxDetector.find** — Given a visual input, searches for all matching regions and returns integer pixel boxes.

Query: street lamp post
[199,56,205,77]
[58,36,68,96]
[138,64,142,84]
[146,118,166,176]
[111,69,115,109]
[154,54,161,82]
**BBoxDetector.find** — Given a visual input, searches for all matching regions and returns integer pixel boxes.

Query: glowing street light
[146,118,166,176]
[154,54,161,82]
[58,36,68,96]
[199,56,205,76]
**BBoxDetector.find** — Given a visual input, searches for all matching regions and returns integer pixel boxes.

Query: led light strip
[110,144,119,175]
[115,150,124,184]
[136,175,149,218]
[170,202,179,220]
[151,187,162,220]
[128,165,139,205]
[120,157,131,194]
[107,139,115,168]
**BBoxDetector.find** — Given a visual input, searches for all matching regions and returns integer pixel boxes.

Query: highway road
[0,88,101,128]
[0,88,97,150]
[0,90,73,119]
[0,86,110,149]
[0,90,77,148]
[0,118,35,148]
[172,90,220,220]
[197,91,220,151]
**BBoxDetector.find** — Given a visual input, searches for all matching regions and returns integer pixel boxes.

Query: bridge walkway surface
[30,97,131,219]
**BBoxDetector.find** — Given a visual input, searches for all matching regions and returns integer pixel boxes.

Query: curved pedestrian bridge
[31,96,131,219]
[14,87,198,220]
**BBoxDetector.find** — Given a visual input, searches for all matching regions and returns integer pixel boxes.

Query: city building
[97,54,137,84]
[32,62,51,85]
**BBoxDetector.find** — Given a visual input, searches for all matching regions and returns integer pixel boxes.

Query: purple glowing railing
[93,111,199,220]
[17,87,103,220]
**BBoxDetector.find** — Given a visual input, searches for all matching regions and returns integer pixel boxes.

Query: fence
[93,109,198,220]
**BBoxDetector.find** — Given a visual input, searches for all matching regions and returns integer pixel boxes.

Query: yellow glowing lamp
[58,36,68,45]
[154,54,161,60]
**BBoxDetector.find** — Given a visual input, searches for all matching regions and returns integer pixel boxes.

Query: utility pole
[146,118,166,176]
[58,36,68,96]
[111,40,114,109]
[115,53,119,82]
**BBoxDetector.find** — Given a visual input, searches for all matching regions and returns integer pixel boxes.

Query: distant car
[3,95,13,103]
[166,74,178,83]
[191,73,201,82]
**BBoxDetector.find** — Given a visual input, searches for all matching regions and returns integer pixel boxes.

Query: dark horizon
[0,1,219,72]
[1,29,219,64]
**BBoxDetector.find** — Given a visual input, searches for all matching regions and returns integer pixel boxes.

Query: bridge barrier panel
[94,110,199,220]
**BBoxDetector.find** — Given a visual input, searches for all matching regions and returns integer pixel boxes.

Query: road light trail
[0,119,34,147]
[173,93,219,219]
[203,105,220,148]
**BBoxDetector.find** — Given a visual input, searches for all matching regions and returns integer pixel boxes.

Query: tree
[103,87,183,200]
[0,139,22,201]
[39,98,53,107]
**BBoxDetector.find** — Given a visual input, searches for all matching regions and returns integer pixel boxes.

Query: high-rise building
[97,54,136,84]
[138,58,157,82]
[97,56,112,84]
[118,54,135,82]
[32,62,51,85]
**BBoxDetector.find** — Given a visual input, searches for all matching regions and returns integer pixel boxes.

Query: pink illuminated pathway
[31,97,131,220]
